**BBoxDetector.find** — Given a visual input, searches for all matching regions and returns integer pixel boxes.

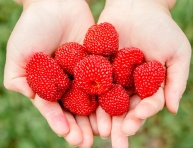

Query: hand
[4,0,95,147]
[94,0,191,147]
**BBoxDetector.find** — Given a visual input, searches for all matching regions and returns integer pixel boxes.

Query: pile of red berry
[26,22,165,116]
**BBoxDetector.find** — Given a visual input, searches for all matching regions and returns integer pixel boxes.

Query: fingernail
[69,144,78,148]
[100,136,108,139]
[175,104,179,114]
[172,100,180,114]
[141,120,146,126]
[171,110,178,115]
[57,131,69,137]
[123,132,136,137]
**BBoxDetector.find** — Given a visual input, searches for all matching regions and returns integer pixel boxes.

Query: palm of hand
[99,2,191,113]
[96,2,191,147]
[4,1,95,147]
[4,1,191,148]
[5,0,94,97]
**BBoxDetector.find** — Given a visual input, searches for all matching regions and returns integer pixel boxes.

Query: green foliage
[172,0,193,44]
[89,0,105,22]
[0,0,193,148]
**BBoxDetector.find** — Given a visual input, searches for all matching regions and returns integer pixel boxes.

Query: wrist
[20,0,87,8]
[20,0,62,7]
[106,0,176,10]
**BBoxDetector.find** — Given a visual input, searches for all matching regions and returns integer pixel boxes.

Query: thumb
[165,39,191,113]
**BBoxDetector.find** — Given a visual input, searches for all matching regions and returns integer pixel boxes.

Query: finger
[122,111,146,136]
[111,115,129,148]
[31,95,70,136]
[122,95,146,136]
[32,98,83,147]
[63,112,83,147]
[129,95,141,110]
[76,116,94,148]
[59,2,95,44]
[165,42,191,113]
[89,112,99,136]
[96,106,112,138]
[134,87,165,119]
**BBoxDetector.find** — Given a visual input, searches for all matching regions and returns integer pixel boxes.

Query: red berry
[61,82,98,116]
[99,84,130,116]
[55,42,86,75]
[83,22,119,56]
[133,61,165,99]
[74,55,113,95]
[26,52,70,102]
[113,47,144,87]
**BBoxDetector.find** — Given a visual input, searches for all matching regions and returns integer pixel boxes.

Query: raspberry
[26,52,70,102]
[113,47,144,87]
[134,61,165,99]
[61,82,98,116]
[83,22,119,56]
[99,84,130,116]
[74,55,113,95]
[55,42,86,75]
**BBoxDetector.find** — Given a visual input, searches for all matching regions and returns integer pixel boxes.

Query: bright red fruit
[99,84,130,116]
[61,82,98,116]
[133,61,165,99]
[55,42,86,75]
[26,52,70,102]
[113,47,144,87]
[83,22,119,56]
[74,55,113,95]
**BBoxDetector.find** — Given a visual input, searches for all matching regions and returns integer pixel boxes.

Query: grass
[0,0,193,148]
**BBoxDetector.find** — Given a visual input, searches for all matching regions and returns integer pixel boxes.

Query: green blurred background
[0,0,193,148]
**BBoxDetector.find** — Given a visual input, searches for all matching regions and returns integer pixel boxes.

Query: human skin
[93,0,191,147]
[4,0,191,147]
[4,0,95,147]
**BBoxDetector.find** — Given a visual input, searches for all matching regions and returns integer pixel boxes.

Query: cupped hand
[95,0,191,147]
[4,0,95,147]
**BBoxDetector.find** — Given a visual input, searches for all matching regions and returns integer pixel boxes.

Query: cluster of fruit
[26,22,165,116]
